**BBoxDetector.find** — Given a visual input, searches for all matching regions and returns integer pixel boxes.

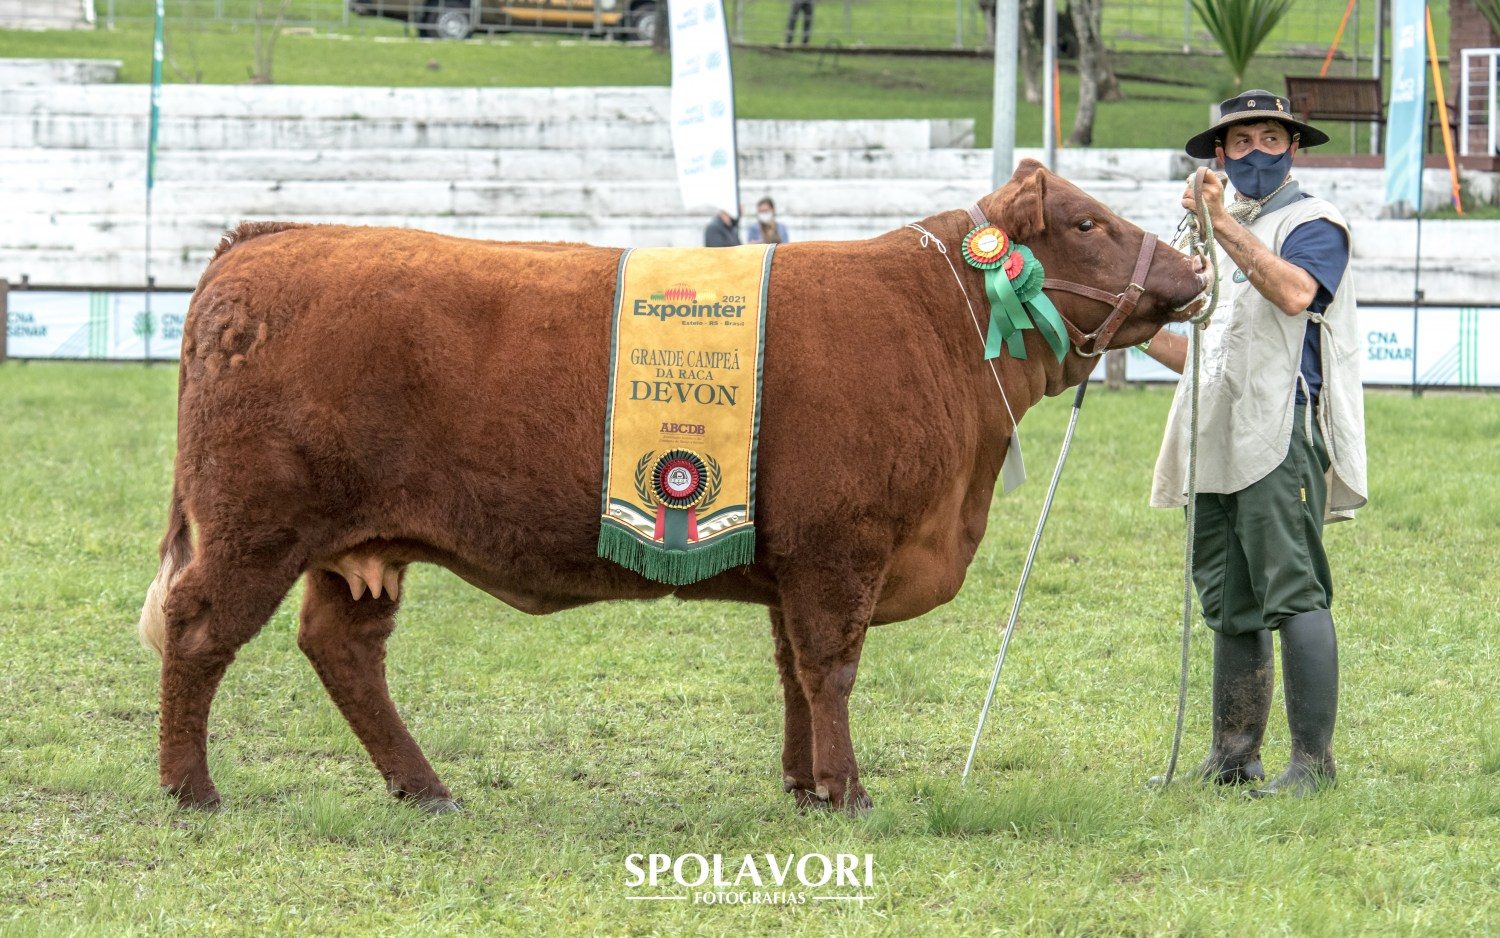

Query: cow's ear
[1001,163,1048,242]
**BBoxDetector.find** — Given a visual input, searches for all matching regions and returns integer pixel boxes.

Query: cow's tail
[138,481,192,657]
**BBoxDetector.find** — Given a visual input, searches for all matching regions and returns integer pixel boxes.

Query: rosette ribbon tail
[982,268,1034,361]
[656,505,701,548]
[1025,292,1070,362]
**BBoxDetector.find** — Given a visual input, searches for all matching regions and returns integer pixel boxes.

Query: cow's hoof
[163,784,221,811]
[790,784,873,815]
[414,796,460,815]
[791,788,830,811]
[841,786,874,815]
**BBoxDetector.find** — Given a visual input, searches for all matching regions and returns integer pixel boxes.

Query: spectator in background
[785,0,813,46]
[703,209,740,247]
[745,197,789,244]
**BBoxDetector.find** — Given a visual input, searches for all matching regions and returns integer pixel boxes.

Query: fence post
[0,280,8,364]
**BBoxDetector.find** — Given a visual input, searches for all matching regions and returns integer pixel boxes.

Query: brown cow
[138,160,1205,813]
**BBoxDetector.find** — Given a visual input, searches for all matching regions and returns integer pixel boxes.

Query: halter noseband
[967,203,1158,358]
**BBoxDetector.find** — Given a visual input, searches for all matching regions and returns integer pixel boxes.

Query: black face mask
[1223,148,1293,199]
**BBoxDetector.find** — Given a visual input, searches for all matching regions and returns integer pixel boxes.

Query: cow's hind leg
[160,544,303,808]
[777,570,876,813]
[770,610,816,802]
[297,569,456,813]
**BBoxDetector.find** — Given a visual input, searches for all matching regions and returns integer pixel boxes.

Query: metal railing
[1460,47,1499,158]
[69,0,1438,57]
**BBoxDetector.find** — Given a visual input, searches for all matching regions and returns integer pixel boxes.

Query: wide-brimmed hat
[1184,89,1330,158]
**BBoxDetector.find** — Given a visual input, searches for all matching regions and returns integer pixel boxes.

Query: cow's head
[978,160,1207,391]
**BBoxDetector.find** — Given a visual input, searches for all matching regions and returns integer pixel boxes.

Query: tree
[653,0,670,54]
[1066,0,1121,146]
[1191,0,1295,89]
[1019,0,1042,105]
[250,0,295,84]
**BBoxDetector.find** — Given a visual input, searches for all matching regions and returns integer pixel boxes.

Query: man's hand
[1180,169,1226,223]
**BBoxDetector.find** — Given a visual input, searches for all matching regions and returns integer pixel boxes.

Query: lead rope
[1156,168,1221,787]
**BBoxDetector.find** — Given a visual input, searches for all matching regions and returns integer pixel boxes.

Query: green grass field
[1,362,1496,934]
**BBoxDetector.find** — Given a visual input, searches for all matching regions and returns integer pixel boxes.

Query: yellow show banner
[598,244,775,585]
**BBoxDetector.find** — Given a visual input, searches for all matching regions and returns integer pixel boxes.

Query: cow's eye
[1077,219,1096,232]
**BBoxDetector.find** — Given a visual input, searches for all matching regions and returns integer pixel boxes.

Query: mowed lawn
[0,362,1496,934]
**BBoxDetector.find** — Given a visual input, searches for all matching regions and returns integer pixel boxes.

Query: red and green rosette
[961,225,1010,269]
[960,224,1069,362]
[650,449,709,546]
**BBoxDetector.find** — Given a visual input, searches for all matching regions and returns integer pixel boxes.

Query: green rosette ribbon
[975,244,1070,363]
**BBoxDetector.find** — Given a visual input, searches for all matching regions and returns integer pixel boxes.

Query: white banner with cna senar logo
[1110,307,1497,387]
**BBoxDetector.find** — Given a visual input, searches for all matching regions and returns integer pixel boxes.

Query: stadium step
[0,113,971,152]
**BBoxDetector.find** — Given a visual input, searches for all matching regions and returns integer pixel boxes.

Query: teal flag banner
[143,0,165,361]
[1383,0,1427,213]
[147,0,164,192]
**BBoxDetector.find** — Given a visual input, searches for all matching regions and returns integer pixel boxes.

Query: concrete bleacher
[0,0,92,31]
[0,78,1494,303]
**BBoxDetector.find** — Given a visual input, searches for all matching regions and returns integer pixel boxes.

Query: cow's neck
[897,209,1092,435]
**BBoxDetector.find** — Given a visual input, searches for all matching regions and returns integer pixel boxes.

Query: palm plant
[1476,0,1500,35]
[1192,0,1296,89]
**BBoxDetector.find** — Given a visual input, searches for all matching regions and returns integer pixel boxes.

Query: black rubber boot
[1250,610,1338,798]
[1150,628,1273,787]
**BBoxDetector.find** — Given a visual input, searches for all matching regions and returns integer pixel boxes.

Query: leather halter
[966,203,1159,358]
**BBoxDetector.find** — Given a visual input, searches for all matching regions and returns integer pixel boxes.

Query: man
[785,0,813,46]
[703,209,740,248]
[1142,90,1368,797]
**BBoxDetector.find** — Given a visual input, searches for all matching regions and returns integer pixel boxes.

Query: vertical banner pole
[1382,0,1426,397]
[991,0,1018,186]
[144,0,165,364]
[1371,0,1384,154]
[1042,0,1056,168]
[1411,210,1422,396]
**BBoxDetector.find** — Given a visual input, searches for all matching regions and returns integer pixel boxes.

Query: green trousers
[1192,405,1334,636]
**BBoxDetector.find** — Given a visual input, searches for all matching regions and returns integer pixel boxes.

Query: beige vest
[1152,195,1369,522]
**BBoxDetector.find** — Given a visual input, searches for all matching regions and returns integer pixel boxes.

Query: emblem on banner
[635,450,723,545]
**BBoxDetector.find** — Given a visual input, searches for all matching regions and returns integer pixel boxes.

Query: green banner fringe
[597,524,756,586]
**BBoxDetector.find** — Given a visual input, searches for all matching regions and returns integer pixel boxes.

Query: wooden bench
[1285,75,1458,154]
[1285,75,1385,130]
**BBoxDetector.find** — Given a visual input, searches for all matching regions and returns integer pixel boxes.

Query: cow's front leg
[769,610,815,801]
[777,572,876,814]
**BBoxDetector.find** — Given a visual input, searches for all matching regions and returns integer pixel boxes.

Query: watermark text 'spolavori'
[624,852,876,905]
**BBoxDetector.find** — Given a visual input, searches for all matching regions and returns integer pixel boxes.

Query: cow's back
[176,224,1000,617]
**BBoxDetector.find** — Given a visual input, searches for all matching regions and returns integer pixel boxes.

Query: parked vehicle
[349,0,658,41]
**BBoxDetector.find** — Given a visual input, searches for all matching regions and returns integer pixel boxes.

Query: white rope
[906,222,1020,437]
